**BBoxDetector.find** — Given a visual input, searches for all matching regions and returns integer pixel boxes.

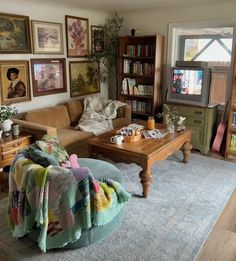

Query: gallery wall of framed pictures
[0,11,105,105]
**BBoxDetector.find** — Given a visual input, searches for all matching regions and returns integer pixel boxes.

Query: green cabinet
[165,104,217,154]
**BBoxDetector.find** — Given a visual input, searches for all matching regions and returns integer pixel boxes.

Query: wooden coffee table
[87,124,192,198]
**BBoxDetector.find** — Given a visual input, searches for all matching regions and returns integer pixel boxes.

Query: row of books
[125,99,152,113]
[121,78,153,96]
[123,59,154,75]
[126,44,156,57]
[230,134,236,150]
[232,112,236,127]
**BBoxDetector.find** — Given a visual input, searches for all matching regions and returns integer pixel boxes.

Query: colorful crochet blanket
[8,149,131,252]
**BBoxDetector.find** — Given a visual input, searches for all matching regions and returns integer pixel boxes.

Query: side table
[0,133,32,191]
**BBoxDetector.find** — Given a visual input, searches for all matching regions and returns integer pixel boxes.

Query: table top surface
[87,123,192,157]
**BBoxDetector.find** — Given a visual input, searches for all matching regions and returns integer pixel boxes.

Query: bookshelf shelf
[119,94,153,99]
[121,73,154,78]
[225,51,236,160]
[118,35,164,120]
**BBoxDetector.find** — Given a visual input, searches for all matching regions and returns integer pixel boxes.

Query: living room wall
[119,1,236,65]
[119,1,236,114]
[0,0,109,113]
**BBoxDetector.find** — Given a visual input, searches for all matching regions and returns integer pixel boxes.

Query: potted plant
[90,12,124,99]
[0,105,18,132]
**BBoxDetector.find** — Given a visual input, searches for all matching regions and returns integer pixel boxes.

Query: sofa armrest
[118,104,131,124]
[12,119,57,140]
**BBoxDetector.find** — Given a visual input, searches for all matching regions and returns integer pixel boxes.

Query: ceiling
[45,0,233,11]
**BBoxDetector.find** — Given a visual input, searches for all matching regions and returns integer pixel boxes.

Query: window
[167,22,234,105]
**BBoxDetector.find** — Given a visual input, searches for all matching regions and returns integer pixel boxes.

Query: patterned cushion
[36,135,69,163]
[28,146,60,167]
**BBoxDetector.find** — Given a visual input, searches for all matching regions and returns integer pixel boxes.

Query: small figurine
[131,28,135,36]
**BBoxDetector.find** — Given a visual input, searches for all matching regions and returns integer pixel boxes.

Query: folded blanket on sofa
[8,149,131,252]
[76,96,126,135]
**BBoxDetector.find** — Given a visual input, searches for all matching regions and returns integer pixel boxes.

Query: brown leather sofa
[13,99,131,157]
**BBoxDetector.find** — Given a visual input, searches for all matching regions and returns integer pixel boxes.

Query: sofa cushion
[66,99,84,125]
[24,105,71,129]
[57,128,94,148]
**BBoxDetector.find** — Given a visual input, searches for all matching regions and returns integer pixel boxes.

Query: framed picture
[31,20,63,54]
[91,25,104,54]
[0,13,31,53]
[65,15,89,57]
[31,58,67,97]
[0,60,31,104]
[69,61,100,97]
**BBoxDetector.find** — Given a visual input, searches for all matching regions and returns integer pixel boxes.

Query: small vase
[0,119,13,132]
[167,123,175,133]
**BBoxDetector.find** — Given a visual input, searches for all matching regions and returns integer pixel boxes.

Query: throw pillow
[36,135,69,163]
[28,146,60,167]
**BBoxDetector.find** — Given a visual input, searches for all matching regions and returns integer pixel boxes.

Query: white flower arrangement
[0,105,18,123]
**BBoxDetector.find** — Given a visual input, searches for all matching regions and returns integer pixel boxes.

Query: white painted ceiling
[44,0,233,11]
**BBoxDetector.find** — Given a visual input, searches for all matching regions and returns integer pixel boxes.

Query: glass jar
[147,116,155,130]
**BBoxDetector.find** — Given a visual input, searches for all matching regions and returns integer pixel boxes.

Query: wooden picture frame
[69,61,100,97]
[65,15,89,57]
[31,20,64,54]
[91,25,104,54]
[0,13,31,53]
[0,60,31,104]
[31,58,67,97]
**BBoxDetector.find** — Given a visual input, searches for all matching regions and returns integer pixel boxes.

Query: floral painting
[69,61,100,97]
[0,13,31,53]
[65,15,89,57]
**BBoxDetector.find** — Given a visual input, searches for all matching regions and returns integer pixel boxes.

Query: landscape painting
[0,13,31,53]
[31,20,63,54]
[69,61,100,97]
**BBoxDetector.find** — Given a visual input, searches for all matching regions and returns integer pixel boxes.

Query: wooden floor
[195,189,236,261]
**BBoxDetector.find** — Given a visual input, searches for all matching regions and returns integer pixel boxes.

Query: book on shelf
[125,99,152,113]
[126,44,156,57]
[121,78,129,95]
[230,134,236,150]
[232,112,236,127]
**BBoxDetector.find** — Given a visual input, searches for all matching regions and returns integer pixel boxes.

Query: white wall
[0,0,109,113]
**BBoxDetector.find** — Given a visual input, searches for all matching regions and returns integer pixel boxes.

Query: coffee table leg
[181,141,192,163]
[139,169,153,198]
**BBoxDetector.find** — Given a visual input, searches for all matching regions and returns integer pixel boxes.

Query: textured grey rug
[1,152,236,261]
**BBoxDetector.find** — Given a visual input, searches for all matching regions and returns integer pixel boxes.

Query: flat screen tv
[166,61,211,107]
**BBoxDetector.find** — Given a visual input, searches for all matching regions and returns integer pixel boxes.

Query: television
[166,61,211,107]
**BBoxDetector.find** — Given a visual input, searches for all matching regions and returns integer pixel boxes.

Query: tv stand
[164,103,217,154]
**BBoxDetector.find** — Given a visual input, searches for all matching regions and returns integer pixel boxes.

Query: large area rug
[0,152,236,261]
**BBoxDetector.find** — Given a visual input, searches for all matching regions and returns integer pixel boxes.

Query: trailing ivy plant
[90,12,124,98]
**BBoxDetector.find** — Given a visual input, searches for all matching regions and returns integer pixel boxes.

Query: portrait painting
[31,20,63,54]
[31,58,67,97]
[0,13,31,53]
[91,25,104,54]
[69,61,100,97]
[65,15,89,57]
[0,60,31,104]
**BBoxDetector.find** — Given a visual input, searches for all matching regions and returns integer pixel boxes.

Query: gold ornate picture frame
[0,60,31,104]
[69,61,100,97]
[0,13,31,53]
